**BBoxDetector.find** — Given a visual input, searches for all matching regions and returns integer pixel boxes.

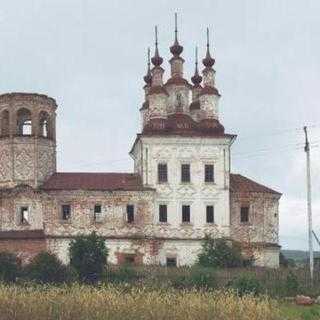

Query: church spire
[151,26,163,67]
[199,28,220,120]
[191,46,202,86]
[143,47,152,86]
[202,28,215,68]
[170,12,183,57]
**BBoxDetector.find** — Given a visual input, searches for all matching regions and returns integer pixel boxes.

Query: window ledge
[205,223,217,226]
[157,222,170,226]
[60,220,71,224]
[180,223,193,227]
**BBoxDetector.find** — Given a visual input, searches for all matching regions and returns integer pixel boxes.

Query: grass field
[0,284,320,320]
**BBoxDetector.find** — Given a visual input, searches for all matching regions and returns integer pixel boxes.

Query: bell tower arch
[0,93,57,188]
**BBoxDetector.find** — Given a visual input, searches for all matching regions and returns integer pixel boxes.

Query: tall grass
[0,284,280,320]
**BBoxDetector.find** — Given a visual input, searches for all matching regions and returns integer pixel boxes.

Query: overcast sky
[0,0,319,250]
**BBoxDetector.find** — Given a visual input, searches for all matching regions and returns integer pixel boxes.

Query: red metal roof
[230,174,281,195]
[41,173,153,191]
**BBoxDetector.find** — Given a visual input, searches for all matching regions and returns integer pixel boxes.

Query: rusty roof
[41,172,154,191]
[230,174,281,195]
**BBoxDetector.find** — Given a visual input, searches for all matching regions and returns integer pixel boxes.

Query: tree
[69,232,108,283]
[24,251,69,284]
[197,235,243,268]
[0,251,20,283]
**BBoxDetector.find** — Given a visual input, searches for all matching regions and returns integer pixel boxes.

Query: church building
[0,20,281,268]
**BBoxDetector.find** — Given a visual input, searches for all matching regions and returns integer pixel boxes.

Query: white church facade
[0,22,281,268]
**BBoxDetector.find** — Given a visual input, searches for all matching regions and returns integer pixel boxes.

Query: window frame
[159,204,168,223]
[240,206,250,223]
[181,163,191,183]
[19,206,30,225]
[182,205,191,223]
[93,204,103,222]
[126,204,135,224]
[61,204,71,221]
[166,257,177,267]
[206,205,215,224]
[204,164,215,183]
[157,163,168,183]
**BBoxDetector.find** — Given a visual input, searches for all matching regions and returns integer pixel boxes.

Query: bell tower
[0,93,57,189]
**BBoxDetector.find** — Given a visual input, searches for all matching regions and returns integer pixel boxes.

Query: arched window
[17,108,32,136]
[39,111,50,138]
[0,110,9,136]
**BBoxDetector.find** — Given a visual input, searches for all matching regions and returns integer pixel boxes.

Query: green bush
[0,251,20,283]
[106,266,139,284]
[188,267,216,289]
[285,271,299,295]
[69,232,108,283]
[197,236,243,268]
[24,252,68,284]
[229,275,262,296]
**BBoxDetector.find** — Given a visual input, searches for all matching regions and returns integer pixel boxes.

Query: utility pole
[304,126,314,283]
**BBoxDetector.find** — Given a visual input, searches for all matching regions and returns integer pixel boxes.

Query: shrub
[0,251,20,283]
[106,265,139,284]
[69,232,108,283]
[230,275,262,296]
[188,267,216,289]
[24,251,68,284]
[197,236,243,268]
[285,271,299,295]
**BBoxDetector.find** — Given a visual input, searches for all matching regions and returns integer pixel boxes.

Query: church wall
[230,191,280,244]
[136,136,232,237]
[0,189,44,231]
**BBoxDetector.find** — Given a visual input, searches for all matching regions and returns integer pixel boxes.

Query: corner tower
[0,93,57,189]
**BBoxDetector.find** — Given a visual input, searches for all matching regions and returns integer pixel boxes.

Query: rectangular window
[94,204,102,222]
[166,257,177,267]
[127,205,134,223]
[181,164,191,183]
[20,206,29,224]
[124,254,135,265]
[240,206,249,223]
[205,164,214,182]
[159,204,167,223]
[182,205,190,223]
[158,163,168,183]
[206,205,214,223]
[61,205,71,220]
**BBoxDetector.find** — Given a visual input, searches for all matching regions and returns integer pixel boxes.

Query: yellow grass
[0,284,281,320]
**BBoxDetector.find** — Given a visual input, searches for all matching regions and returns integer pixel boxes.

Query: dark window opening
[1,110,9,136]
[205,164,214,182]
[94,204,102,221]
[62,204,71,221]
[206,205,214,223]
[124,254,135,265]
[17,108,32,136]
[20,207,29,224]
[127,205,134,223]
[158,163,168,183]
[159,204,167,223]
[182,205,190,223]
[181,164,191,183]
[166,257,177,267]
[240,206,249,223]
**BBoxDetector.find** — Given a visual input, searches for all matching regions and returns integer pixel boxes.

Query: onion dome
[143,48,152,85]
[151,26,163,66]
[202,28,215,68]
[170,13,183,57]
[191,47,202,85]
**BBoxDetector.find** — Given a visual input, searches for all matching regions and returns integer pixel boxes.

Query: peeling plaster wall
[230,191,280,268]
